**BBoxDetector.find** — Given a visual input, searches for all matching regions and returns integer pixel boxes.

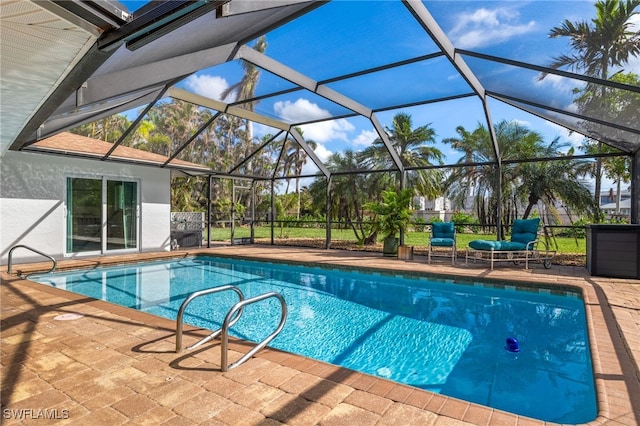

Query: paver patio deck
[2,245,639,425]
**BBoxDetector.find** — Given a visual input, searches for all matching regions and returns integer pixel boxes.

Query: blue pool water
[32,256,597,423]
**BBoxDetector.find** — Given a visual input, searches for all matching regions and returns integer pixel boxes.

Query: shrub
[413,217,426,232]
[450,211,478,233]
[559,218,587,238]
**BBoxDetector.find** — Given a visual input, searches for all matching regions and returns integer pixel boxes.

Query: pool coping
[3,245,639,425]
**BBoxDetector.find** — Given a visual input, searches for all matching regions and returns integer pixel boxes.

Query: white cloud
[449,7,536,49]
[292,145,331,180]
[511,118,531,128]
[183,74,234,102]
[533,72,579,94]
[299,120,355,144]
[271,98,350,166]
[275,98,355,144]
[274,98,332,122]
[544,121,586,150]
[352,129,378,148]
[311,143,332,163]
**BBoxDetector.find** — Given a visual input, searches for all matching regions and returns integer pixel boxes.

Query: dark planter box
[171,229,202,248]
[586,224,640,278]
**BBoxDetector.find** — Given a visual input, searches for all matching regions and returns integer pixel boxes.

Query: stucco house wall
[0,150,171,265]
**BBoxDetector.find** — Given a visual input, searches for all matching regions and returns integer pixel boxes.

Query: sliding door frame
[65,174,140,257]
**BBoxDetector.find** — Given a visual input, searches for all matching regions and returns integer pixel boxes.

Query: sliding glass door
[106,180,138,250]
[66,177,138,255]
[67,178,102,254]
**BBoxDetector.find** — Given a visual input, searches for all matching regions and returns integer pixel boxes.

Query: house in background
[601,198,631,214]
[599,188,631,220]
[413,196,454,222]
[1,132,208,264]
[600,188,631,207]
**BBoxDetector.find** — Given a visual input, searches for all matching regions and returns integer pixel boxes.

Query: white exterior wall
[414,196,452,211]
[0,151,171,265]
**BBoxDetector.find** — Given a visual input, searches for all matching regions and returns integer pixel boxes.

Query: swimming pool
[32,255,597,423]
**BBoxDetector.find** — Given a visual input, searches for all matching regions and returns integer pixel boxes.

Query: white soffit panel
[0,0,100,154]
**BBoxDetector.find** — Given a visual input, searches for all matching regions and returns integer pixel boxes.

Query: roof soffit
[1,0,107,153]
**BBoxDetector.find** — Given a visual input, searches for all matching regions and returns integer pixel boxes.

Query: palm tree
[221,36,267,146]
[222,36,266,109]
[544,0,639,79]
[442,124,485,212]
[580,71,638,214]
[584,141,630,213]
[517,139,596,221]
[444,120,547,227]
[312,150,391,244]
[220,36,268,215]
[281,129,318,219]
[327,151,369,241]
[541,0,640,211]
[361,112,443,197]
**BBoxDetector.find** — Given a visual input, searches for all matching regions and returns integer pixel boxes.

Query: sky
[119,0,640,193]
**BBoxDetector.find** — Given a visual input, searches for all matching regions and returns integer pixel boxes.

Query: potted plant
[366,188,413,257]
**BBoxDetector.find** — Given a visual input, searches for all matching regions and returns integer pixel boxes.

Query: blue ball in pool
[505,337,520,353]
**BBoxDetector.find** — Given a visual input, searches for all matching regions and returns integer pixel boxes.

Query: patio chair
[465,218,554,270]
[428,222,456,265]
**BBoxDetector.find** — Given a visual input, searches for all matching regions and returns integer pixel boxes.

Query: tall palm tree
[541,0,640,211]
[221,36,267,146]
[220,36,268,214]
[442,124,484,212]
[166,100,203,162]
[281,129,318,218]
[222,36,266,109]
[517,139,595,220]
[545,0,639,80]
[311,150,391,244]
[361,112,443,198]
[579,71,638,214]
[444,120,546,227]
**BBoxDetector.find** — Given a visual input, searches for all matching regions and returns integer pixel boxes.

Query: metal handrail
[175,285,245,353]
[220,292,287,372]
[7,245,57,275]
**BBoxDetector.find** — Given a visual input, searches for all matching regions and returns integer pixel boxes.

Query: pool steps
[175,285,287,372]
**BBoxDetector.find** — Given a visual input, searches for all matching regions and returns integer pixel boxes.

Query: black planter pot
[382,236,399,257]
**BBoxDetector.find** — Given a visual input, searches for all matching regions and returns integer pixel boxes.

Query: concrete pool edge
[3,246,639,425]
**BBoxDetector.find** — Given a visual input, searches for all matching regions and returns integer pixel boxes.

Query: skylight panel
[498,98,640,154]
[247,90,355,126]
[255,1,441,81]
[426,1,598,67]
[325,56,474,111]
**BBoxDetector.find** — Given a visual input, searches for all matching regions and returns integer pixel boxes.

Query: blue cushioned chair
[428,222,456,264]
[466,218,554,270]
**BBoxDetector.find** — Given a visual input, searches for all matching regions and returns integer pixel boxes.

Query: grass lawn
[206,226,586,254]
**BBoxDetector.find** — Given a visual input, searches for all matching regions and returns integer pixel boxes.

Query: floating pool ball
[505,337,520,353]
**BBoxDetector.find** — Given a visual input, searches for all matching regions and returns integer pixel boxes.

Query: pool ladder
[7,245,57,276]
[175,285,287,372]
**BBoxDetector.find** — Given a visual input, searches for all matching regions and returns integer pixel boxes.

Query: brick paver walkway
[2,245,639,425]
